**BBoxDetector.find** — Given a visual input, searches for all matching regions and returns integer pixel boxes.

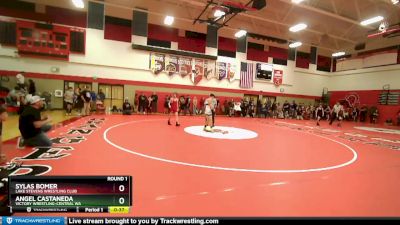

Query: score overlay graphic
[8,176,132,213]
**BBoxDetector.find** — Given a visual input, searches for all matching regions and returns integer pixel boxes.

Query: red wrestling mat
[2,115,400,217]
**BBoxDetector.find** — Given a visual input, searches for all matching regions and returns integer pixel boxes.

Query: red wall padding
[148,24,178,42]
[218,37,236,52]
[247,48,269,62]
[269,46,288,60]
[46,6,86,28]
[178,37,206,53]
[104,23,131,43]
[329,90,400,124]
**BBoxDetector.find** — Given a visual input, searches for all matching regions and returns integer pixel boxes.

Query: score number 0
[118,184,126,205]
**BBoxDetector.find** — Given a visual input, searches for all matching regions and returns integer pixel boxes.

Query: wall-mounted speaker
[252,0,266,10]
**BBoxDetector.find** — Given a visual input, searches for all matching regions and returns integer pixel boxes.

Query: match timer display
[8,176,132,213]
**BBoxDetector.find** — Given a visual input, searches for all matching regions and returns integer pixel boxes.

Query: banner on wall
[217,62,227,80]
[149,53,165,75]
[165,55,179,76]
[204,60,216,80]
[227,63,236,82]
[192,59,204,85]
[178,57,192,77]
[273,69,283,86]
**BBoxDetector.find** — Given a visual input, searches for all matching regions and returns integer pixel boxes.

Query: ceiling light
[391,0,399,5]
[360,16,384,26]
[164,16,174,26]
[332,52,346,57]
[235,30,247,38]
[289,41,302,48]
[72,0,84,8]
[289,23,307,32]
[214,9,226,18]
[292,0,305,3]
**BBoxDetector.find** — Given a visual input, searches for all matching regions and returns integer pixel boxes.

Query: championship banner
[149,53,165,75]
[178,57,192,77]
[227,63,236,82]
[217,62,227,80]
[165,55,179,76]
[191,59,204,85]
[273,69,283,86]
[204,60,216,80]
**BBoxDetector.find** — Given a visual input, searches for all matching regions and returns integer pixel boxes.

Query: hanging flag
[227,63,236,82]
[217,62,227,80]
[178,57,192,77]
[149,53,165,75]
[204,60,216,80]
[240,62,254,89]
[191,59,204,85]
[273,69,283,86]
[165,55,179,76]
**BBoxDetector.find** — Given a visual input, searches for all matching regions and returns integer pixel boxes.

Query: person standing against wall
[64,87,74,116]
[81,86,91,116]
[192,96,198,115]
[151,92,158,113]
[138,93,146,114]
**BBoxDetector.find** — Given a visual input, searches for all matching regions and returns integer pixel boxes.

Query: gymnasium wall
[1,76,64,109]
[0,28,329,99]
[329,64,400,91]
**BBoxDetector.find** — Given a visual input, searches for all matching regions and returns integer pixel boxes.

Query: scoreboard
[8,176,132,213]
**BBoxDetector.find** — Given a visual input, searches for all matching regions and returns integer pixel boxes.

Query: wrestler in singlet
[170,97,179,113]
[168,93,180,126]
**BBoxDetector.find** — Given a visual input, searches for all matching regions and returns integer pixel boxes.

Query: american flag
[240,62,254,89]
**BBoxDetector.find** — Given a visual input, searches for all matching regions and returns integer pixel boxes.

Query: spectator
[146,95,152,114]
[164,95,170,114]
[64,87,74,116]
[352,107,359,122]
[81,86,91,116]
[151,92,158,113]
[199,97,205,114]
[122,98,133,115]
[6,86,24,107]
[18,96,52,148]
[138,93,146,114]
[360,105,368,122]
[98,89,106,102]
[193,96,198,115]
[16,72,27,94]
[74,87,83,116]
[90,90,97,111]
[371,107,379,124]
[28,79,36,95]
[283,100,290,118]
[0,104,8,163]
[397,110,400,126]
[184,95,191,116]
